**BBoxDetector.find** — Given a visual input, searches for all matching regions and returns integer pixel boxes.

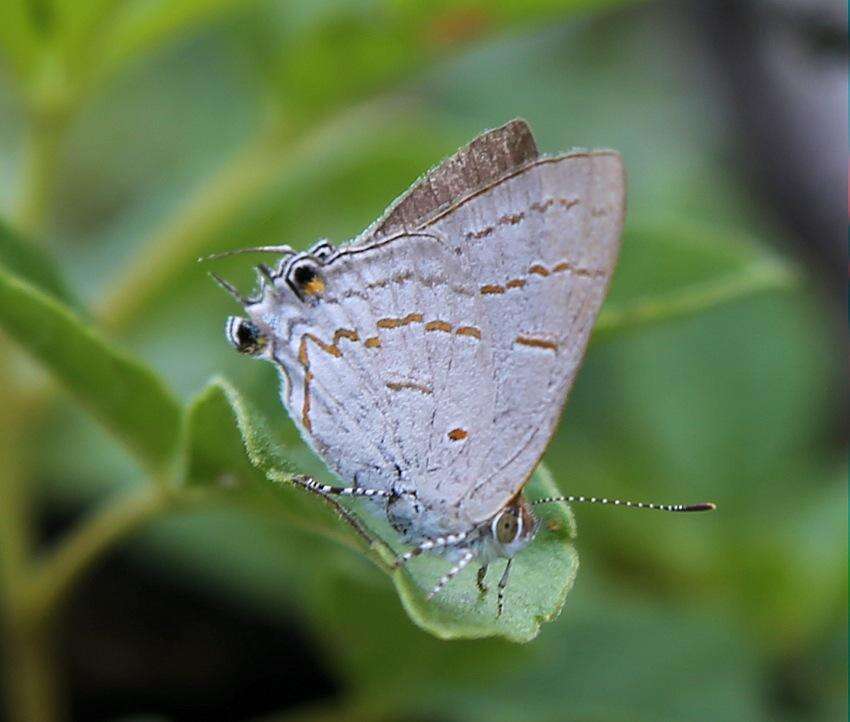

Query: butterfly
[211,119,713,615]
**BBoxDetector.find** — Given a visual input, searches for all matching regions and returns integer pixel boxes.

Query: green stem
[99,121,290,331]
[0,408,32,608]
[0,362,61,722]
[21,476,384,635]
[2,615,63,722]
[24,485,214,624]
[595,259,796,340]
[16,107,70,238]
[98,98,403,333]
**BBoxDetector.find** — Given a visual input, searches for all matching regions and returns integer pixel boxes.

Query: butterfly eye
[288,259,326,298]
[226,316,265,355]
[494,509,520,545]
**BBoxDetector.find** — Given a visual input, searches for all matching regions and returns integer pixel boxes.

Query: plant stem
[16,107,70,239]
[25,485,214,625]
[98,98,403,333]
[98,121,290,331]
[0,362,61,722]
[1,102,76,709]
[1,458,216,722]
[595,259,796,341]
[0,402,32,608]
[2,615,63,722]
[21,476,381,634]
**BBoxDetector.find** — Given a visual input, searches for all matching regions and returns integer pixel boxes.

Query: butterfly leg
[285,476,379,548]
[496,558,514,618]
[393,530,469,568]
[476,565,489,594]
[426,550,475,600]
[292,474,391,500]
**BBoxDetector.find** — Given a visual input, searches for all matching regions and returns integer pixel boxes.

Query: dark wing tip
[476,118,538,167]
[368,119,539,241]
[683,502,717,512]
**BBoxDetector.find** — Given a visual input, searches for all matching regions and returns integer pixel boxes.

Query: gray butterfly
[213,119,713,614]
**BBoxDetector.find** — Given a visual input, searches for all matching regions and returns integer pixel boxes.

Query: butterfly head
[226,316,266,356]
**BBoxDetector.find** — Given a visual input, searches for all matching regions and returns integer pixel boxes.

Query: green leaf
[0,219,77,307]
[98,101,410,332]
[0,267,181,476]
[261,0,642,124]
[183,375,294,487]
[92,0,255,86]
[183,377,378,553]
[186,377,578,641]
[13,0,257,96]
[0,0,41,81]
[416,582,771,722]
[390,464,578,643]
[595,219,797,340]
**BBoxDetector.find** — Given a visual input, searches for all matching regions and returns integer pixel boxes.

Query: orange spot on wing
[447,428,468,441]
[530,199,555,213]
[515,336,558,351]
[386,381,432,395]
[425,320,452,333]
[307,335,341,358]
[297,333,344,433]
[456,326,481,339]
[302,370,313,431]
[333,328,359,344]
[498,212,524,225]
[377,313,423,329]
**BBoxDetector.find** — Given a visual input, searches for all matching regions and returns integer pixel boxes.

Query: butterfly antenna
[197,245,297,263]
[208,272,250,305]
[532,495,715,513]
[255,263,277,285]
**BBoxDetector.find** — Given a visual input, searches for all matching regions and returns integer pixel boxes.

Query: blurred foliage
[0,1,846,721]
[0,234,180,475]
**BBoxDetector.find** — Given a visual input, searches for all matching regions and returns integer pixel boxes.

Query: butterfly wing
[259,122,624,530]
[416,150,625,523]
[366,118,539,242]
[261,121,541,501]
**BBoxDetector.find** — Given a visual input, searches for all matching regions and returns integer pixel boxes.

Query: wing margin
[364,119,539,242]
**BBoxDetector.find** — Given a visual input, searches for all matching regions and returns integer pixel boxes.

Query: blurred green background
[0,1,846,721]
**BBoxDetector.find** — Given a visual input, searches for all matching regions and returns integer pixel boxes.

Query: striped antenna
[532,495,716,513]
[256,263,277,285]
[197,245,296,263]
[208,271,249,305]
